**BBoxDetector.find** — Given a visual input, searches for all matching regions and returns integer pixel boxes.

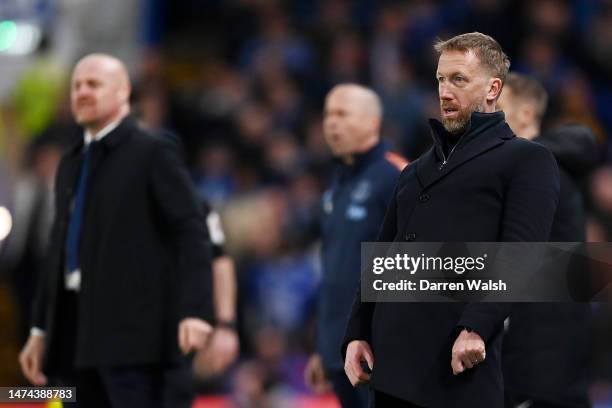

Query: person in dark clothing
[18,54,214,408]
[343,33,560,407]
[304,84,406,408]
[498,73,599,408]
[164,200,240,406]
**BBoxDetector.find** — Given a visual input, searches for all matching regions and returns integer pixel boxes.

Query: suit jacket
[32,115,213,370]
[503,125,599,407]
[343,112,560,407]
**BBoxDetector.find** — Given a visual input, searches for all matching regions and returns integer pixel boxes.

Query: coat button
[419,193,430,203]
[405,232,417,241]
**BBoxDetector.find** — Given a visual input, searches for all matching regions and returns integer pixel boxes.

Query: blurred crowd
[2,0,612,406]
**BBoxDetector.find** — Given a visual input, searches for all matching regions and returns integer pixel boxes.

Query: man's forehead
[326,88,352,107]
[437,49,480,73]
[72,61,108,79]
[328,86,354,100]
[72,56,126,82]
[327,86,370,108]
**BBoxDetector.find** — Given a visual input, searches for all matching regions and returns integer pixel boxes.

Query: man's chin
[74,116,97,127]
[441,118,467,135]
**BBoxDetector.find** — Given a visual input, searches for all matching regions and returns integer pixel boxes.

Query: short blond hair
[434,32,511,82]
[504,72,548,120]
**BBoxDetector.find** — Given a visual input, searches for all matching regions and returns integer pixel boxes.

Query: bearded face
[440,99,485,134]
[436,50,494,135]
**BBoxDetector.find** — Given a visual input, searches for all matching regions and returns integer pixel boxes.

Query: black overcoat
[33,116,213,370]
[343,112,560,407]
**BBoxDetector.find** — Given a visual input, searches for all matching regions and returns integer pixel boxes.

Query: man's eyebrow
[439,70,470,79]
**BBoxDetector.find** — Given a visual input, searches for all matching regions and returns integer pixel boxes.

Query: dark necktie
[65,141,97,278]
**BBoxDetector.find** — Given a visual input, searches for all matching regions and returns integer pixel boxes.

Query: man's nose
[439,85,454,100]
[75,85,92,98]
[324,117,337,129]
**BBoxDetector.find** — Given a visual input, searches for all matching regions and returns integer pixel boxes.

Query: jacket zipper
[439,142,458,170]
[438,133,466,171]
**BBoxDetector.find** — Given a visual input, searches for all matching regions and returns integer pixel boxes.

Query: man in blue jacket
[304,84,406,407]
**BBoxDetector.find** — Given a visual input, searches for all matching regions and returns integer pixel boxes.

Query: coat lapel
[61,140,86,199]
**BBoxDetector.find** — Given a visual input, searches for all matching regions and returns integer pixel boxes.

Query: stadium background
[1,0,612,406]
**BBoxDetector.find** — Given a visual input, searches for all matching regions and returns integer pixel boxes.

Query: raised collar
[416,111,514,189]
[429,111,511,158]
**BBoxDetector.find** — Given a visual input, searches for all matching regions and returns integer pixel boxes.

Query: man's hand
[344,340,374,387]
[451,329,486,375]
[18,334,47,386]
[304,353,331,394]
[178,318,213,355]
[193,326,239,379]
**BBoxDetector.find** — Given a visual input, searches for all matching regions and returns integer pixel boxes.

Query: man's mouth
[77,99,95,108]
[442,107,459,118]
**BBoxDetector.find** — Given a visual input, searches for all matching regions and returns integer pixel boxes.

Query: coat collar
[66,114,138,157]
[352,141,387,170]
[333,141,387,172]
[416,111,514,189]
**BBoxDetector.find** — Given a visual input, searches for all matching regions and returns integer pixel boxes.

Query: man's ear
[486,78,503,102]
[370,116,382,135]
[118,84,131,103]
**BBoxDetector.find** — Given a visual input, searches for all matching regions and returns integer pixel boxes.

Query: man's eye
[455,76,465,82]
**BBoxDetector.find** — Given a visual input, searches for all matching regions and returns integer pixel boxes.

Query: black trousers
[504,390,585,408]
[50,289,193,408]
[56,366,166,408]
[327,369,369,408]
[373,390,425,408]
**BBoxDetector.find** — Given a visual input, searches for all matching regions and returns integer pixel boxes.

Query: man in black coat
[18,54,213,407]
[343,33,560,407]
[498,73,599,408]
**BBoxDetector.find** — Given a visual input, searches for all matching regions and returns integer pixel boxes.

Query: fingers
[304,359,318,390]
[451,330,487,376]
[346,356,370,386]
[452,349,486,375]
[19,354,34,384]
[344,356,360,386]
[20,356,47,386]
[30,353,43,386]
[344,341,374,387]
[363,347,374,371]
[345,362,360,386]
[460,354,474,370]
[19,343,47,386]
[193,329,239,379]
[33,371,48,386]
[304,356,330,394]
[451,355,464,375]
[178,319,213,355]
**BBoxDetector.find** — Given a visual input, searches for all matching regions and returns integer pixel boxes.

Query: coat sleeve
[342,177,400,359]
[149,137,214,322]
[31,258,49,330]
[31,156,70,332]
[458,143,560,341]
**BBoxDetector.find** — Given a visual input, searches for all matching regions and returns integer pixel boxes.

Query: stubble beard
[441,101,485,135]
